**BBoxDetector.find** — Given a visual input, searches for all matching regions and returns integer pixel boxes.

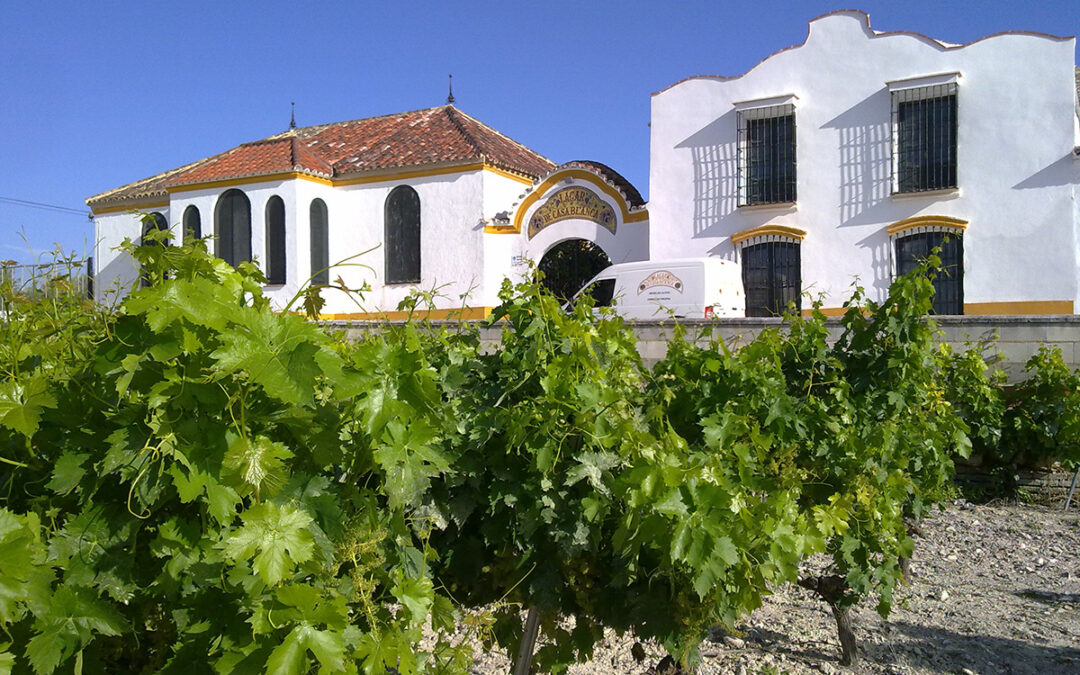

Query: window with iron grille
[895,231,963,314]
[740,240,801,316]
[738,104,796,206]
[892,83,957,193]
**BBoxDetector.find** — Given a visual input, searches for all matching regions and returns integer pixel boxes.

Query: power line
[0,196,91,218]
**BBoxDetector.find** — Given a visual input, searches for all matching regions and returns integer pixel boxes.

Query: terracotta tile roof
[88,106,554,209]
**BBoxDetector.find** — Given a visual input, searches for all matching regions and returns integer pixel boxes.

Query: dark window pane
[895,231,963,314]
[741,241,801,316]
[182,205,201,243]
[266,196,286,284]
[214,189,251,267]
[310,198,329,285]
[140,212,169,287]
[744,113,796,205]
[385,186,420,284]
[897,93,956,193]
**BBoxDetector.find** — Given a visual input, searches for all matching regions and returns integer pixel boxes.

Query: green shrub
[1003,345,1080,470]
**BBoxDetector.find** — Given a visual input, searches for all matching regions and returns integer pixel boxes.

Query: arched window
[740,240,801,317]
[265,196,286,285]
[895,231,963,315]
[141,212,169,245]
[384,186,420,284]
[310,198,329,285]
[182,205,201,243]
[140,212,169,287]
[214,189,251,267]
[732,225,805,317]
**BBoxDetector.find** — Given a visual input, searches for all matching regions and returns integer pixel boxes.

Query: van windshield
[579,278,615,307]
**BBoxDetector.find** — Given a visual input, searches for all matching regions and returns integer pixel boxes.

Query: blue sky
[1,1,1076,265]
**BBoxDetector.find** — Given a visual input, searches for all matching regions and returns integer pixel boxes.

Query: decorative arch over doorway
[537,238,612,302]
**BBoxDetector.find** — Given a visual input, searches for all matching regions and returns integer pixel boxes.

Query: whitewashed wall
[92,168,547,315]
[649,10,1080,312]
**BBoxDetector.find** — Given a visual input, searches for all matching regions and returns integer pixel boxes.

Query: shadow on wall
[95,253,138,306]
[852,227,894,301]
[822,90,892,227]
[1013,153,1080,190]
[676,110,739,237]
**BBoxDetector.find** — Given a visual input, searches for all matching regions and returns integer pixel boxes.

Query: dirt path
[464,502,1080,674]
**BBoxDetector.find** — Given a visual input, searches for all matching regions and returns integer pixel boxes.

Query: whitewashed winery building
[90,10,1080,317]
[88,107,649,318]
[648,9,1080,316]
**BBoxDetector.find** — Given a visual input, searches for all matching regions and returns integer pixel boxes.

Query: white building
[649,9,1080,316]
[91,11,1080,318]
[88,107,649,318]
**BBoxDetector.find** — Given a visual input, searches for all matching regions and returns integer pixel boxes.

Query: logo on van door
[638,271,683,294]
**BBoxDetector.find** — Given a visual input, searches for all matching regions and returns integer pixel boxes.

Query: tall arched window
[182,205,201,243]
[384,186,420,284]
[310,198,329,285]
[265,196,286,285]
[140,212,169,288]
[214,189,251,267]
[141,212,169,245]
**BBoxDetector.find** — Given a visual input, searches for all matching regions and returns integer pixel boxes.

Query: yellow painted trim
[321,306,494,321]
[484,224,518,234]
[886,215,968,236]
[625,209,649,223]
[799,301,1075,317]
[90,201,169,215]
[511,169,642,234]
[731,224,807,245]
[482,164,536,186]
[167,171,334,194]
[800,307,848,317]
[963,301,1073,315]
[98,162,537,212]
[334,163,485,186]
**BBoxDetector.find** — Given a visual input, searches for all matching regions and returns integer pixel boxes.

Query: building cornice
[89,162,532,215]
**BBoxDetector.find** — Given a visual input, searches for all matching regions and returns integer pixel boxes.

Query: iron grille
[892,83,957,193]
[737,104,796,206]
[741,240,801,316]
[895,231,963,314]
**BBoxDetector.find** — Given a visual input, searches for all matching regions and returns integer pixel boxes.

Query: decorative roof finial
[447,74,455,105]
[289,102,296,130]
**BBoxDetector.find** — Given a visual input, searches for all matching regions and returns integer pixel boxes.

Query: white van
[572,258,745,319]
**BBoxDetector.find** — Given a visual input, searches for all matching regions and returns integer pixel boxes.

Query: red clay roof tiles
[87,106,554,208]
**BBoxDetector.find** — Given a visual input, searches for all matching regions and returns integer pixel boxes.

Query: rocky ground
[461,501,1080,674]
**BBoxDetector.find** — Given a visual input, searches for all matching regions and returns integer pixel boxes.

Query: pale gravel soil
[457,502,1080,674]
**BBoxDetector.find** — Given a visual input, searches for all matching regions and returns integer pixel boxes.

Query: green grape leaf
[46,453,89,496]
[392,574,433,628]
[430,594,459,633]
[24,629,66,675]
[224,503,315,586]
[224,435,293,499]
[0,375,56,438]
[210,308,334,407]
